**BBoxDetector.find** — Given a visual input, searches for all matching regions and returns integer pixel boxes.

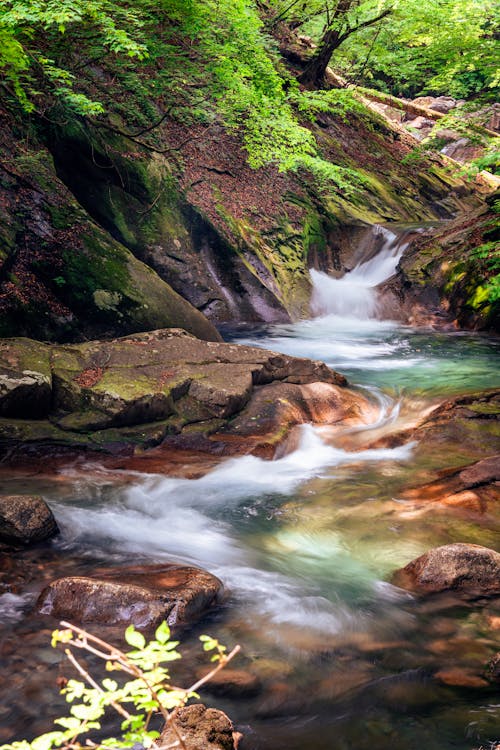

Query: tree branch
[348,7,392,35]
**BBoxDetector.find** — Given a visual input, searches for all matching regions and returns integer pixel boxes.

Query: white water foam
[0,592,31,623]
[310,225,408,321]
[53,427,414,640]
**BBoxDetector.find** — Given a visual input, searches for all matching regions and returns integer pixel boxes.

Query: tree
[269,0,393,88]
[300,1,392,87]
[268,0,498,98]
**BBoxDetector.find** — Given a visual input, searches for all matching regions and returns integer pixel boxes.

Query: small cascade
[310,225,409,320]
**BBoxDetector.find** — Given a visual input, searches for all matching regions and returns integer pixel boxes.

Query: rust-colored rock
[160,703,237,750]
[37,564,223,628]
[399,454,499,514]
[434,668,489,689]
[392,543,500,598]
[0,495,58,545]
[0,329,365,462]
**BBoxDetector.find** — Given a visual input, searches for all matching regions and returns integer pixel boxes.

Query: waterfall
[310,226,408,321]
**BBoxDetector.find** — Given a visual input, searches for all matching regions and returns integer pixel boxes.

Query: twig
[65,648,131,721]
[186,645,241,695]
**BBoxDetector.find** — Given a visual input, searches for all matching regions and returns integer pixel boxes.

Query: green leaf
[125,625,146,650]
[155,621,171,644]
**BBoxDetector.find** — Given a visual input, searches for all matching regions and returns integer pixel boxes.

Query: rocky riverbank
[0,327,376,463]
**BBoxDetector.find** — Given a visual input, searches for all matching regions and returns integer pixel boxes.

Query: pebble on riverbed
[0,495,59,545]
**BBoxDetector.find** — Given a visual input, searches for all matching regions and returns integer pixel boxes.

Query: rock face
[0,114,221,344]
[37,564,223,628]
[0,328,371,461]
[384,192,499,331]
[392,544,500,598]
[0,495,59,545]
[160,704,237,750]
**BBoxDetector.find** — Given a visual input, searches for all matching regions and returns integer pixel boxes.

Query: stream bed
[0,241,499,749]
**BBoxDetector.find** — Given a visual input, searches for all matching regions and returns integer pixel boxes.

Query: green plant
[1,621,239,750]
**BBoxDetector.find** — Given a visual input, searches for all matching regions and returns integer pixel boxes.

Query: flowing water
[0,226,499,748]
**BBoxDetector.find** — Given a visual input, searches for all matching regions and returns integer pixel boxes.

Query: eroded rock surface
[0,328,369,461]
[37,564,223,628]
[0,495,58,545]
[392,543,500,598]
[160,704,237,750]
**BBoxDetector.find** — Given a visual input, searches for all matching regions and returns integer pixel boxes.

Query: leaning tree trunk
[298,29,343,88]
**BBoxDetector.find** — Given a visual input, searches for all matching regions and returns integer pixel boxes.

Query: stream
[0,226,499,749]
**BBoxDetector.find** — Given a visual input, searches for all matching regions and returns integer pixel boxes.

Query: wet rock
[37,564,223,628]
[159,703,237,750]
[0,329,365,461]
[372,391,500,460]
[0,495,58,545]
[400,455,499,514]
[195,667,262,698]
[384,195,500,331]
[486,652,500,683]
[392,543,500,598]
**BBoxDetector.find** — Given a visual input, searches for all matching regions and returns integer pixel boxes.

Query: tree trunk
[298,28,343,88]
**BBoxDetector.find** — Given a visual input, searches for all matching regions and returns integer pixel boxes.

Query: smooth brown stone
[37,564,223,628]
[195,667,262,698]
[434,668,489,688]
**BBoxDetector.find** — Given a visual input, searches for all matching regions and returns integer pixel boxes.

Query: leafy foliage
[0,0,366,193]
[280,0,500,99]
[469,198,500,306]
[0,621,238,750]
[0,0,147,114]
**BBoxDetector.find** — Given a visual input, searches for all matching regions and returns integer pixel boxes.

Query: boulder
[160,704,237,750]
[0,329,368,462]
[412,96,458,114]
[392,543,500,598]
[37,563,223,628]
[0,495,58,545]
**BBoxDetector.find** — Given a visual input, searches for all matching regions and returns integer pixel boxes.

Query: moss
[46,204,76,230]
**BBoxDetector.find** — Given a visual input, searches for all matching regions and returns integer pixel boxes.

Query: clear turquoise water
[0,319,499,749]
